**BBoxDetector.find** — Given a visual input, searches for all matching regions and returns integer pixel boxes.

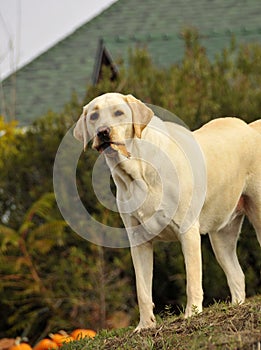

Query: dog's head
[73,93,154,157]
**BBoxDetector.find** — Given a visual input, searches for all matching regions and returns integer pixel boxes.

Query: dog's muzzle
[97,126,111,142]
[94,126,115,154]
[94,126,130,157]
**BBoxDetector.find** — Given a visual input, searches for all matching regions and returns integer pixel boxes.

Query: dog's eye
[90,112,99,121]
[114,110,124,117]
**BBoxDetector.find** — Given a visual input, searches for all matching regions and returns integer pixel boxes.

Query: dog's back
[249,120,261,134]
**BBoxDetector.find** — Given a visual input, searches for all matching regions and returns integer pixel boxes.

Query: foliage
[0,107,133,341]
[0,193,133,342]
[0,29,261,341]
[0,194,66,335]
[0,116,20,166]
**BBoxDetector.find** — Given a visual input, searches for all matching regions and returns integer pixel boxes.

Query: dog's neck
[105,116,169,189]
[105,139,149,187]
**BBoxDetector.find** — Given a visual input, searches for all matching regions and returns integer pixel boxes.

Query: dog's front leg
[179,224,203,317]
[131,241,156,331]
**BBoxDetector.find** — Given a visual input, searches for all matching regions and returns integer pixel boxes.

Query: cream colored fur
[250,119,261,134]
[74,93,261,331]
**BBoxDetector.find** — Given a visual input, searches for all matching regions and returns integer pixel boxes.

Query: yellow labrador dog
[74,92,261,331]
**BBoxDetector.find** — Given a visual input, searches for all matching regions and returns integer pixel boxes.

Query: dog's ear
[125,94,154,138]
[73,105,89,151]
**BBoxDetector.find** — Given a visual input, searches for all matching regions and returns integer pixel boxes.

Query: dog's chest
[116,178,180,241]
[117,179,162,220]
[112,156,162,214]
[132,206,180,242]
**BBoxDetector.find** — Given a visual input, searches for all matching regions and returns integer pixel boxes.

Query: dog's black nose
[97,126,111,141]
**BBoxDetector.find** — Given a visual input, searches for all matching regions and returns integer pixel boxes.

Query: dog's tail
[249,120,261,134]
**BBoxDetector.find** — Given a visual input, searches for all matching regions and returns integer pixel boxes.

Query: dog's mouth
[95,141,130,158]
[96,141,114,153]
[96,141,121,152]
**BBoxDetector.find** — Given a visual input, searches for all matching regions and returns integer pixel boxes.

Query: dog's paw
[134,316,156,333]
[185,304,203,318]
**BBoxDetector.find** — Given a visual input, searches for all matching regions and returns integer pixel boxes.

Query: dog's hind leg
[245,193,261,247]
[208,215,245,304]
[245,130,261,246]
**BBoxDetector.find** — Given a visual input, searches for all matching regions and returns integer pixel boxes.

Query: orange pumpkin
[33,338,58,350]
[49,333,74,347]
[9,343,32,350]
[70,328,96,340]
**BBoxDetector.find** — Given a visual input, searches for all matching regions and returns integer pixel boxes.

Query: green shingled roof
[1,0,261,125]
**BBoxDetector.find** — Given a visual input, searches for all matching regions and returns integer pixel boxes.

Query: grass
[61,295,261,349]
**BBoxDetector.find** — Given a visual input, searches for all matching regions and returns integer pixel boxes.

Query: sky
[0,0,116,80]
